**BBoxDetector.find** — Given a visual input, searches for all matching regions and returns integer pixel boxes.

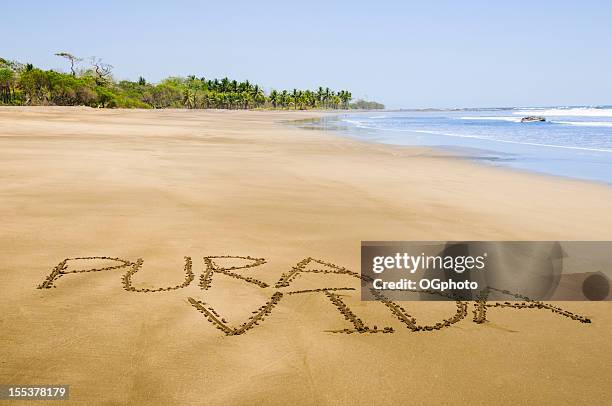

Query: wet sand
[1,106,611,405]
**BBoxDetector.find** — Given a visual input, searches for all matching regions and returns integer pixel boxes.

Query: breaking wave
[513,107,612,117]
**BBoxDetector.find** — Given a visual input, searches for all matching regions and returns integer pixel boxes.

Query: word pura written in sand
[36,255,591,336]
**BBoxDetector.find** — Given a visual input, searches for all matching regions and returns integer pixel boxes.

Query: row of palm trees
[179,76,352,110]
[269,88,352,109]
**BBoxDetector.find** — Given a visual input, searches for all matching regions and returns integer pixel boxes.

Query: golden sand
[1,107,611,405]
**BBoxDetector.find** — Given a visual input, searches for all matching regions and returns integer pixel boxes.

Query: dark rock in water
[521,116,546,122]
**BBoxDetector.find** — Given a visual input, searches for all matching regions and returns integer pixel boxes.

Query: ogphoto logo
[362,241,612,302]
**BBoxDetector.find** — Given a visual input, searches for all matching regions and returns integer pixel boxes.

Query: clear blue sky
[2,0,611,109]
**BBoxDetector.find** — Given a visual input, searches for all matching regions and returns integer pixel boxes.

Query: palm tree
[302,90,312,109]
[331,94,341,109]
[338,90,352,109]
[269,89,278,108]
[291,88,300,110]
[323,87,331,109]
[316,87,324,108]
[252,85,265,107]
[210,79,220,92]
[220,77,229,93]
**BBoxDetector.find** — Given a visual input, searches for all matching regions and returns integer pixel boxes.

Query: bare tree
[54,52,82,76]
[89,56,114,84]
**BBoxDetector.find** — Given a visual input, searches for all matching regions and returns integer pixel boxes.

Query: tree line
[0,53,384,110]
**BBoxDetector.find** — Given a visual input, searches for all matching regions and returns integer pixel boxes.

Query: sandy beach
[1,106,611,405]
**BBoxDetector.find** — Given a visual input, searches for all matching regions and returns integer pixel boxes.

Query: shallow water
[306,107,612,184]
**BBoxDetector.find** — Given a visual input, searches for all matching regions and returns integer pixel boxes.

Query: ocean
[308,107,612,184]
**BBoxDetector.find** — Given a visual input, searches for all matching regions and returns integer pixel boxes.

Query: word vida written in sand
[36,255,591,336]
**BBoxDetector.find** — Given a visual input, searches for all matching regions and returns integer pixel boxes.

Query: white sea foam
[551,121,612,128]
[409,130,612,153]
[338,114,612,153]
[340,118,377,130]
[462,115,612,127]
[460,116,523,123]
[341,119,367,126]
[340,122,612,153]
[512,107,612,117]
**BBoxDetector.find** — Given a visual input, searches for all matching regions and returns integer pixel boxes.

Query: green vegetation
[0,54,384,110]
[349,99,385,110]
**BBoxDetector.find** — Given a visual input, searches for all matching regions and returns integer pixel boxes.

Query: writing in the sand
[36,255,591,336]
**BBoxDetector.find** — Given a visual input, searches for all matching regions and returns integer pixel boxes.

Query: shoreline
[291,111,612,190]
[309,111,612,186]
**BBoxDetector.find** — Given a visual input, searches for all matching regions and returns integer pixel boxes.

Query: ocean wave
[338,116,612,153]
[512,107,612,117]
[409,130,612,153]
[343,124,612,153]
[340,118,380,130]
[341,119,367,126]
[551,120,612,127]
[460,116,523,123]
